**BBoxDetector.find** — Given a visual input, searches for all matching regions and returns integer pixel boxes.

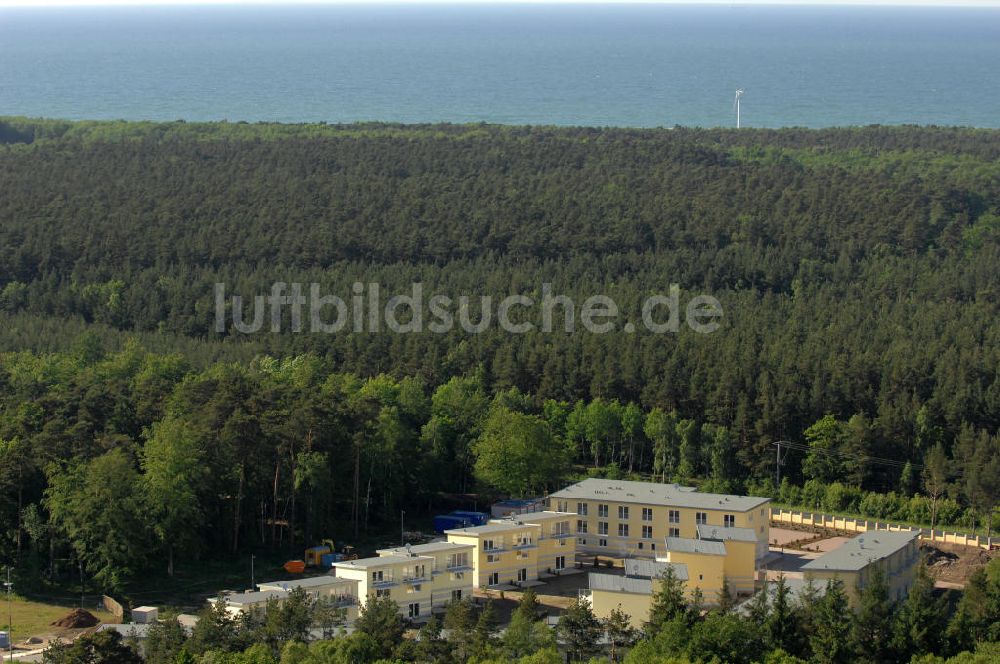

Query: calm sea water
[1,4,998,128]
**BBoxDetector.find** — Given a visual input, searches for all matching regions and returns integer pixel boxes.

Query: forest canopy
[0,118,998,585]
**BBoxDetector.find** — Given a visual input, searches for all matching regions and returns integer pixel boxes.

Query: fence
[770,508,996,551]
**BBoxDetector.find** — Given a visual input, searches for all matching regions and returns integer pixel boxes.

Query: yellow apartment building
[802,529,920,607]
[547,479,771,562]
[375,541,476,612]
[334,549,472,621]
[661,536,728,603]
[214,576,361,620]
[584,559,689,629]
[445,511,576,588]
[695,524,758,595]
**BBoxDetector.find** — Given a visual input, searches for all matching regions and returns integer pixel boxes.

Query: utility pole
[250,555,256,592]
[4,567,12,663]
[776,441,781,487]
[400,510,405,547]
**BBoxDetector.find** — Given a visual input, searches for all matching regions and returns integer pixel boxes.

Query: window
[578,537,587,545]
[518,568,528,582]
[669,527,680,538]
[555,556,566,570]
[696,512,707,525]
[409,584,422,592]
[638,542,643,550]
[577,520,588,534]
[409,602,420,618]
[618,505,630,519]
[487,553,500,563]
[376,588,390,598]
[698,574,703,581]
[488,572,499,586]
[618,523,629,537]
[483,539,495,551]
[642,525,653,539]
[451,589,462,602]
[598,504,609,518]
[651,543,656,551]
[555,500,569,512]
[642,508,653,521]
[599,538,608,547]
[724,514,736,528]
[577,502,588,516]
[668,510,680,524]
[598,521,609,535]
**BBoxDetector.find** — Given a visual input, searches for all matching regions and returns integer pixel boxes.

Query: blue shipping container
[449,511,489,525]
[433,515,472,533]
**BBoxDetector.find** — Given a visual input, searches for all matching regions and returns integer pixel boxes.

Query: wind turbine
[734,89,745,129]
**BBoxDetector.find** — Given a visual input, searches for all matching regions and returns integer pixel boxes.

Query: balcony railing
[371,578,397,588]
[402,574,428,585]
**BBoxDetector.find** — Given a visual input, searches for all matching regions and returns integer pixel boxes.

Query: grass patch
[1,596,114,643]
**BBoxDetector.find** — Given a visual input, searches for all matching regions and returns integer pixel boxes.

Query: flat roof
[97,624,153,637]
[735,577,826,616]
[589,572,654,595]
[549,478,770,512]
[218,589,288,605]
[802,530,920,572]
[696,524,757,542]
[445,521,537,536]
[664,537,727,556]
[336,553,434,569]
[377,541,475,556]
[500,510,576,524]
[624,559,689,581]
[258,576,355,590]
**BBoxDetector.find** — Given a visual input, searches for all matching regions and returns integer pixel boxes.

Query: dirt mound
[922,545,960,566]
[51,608,100,629]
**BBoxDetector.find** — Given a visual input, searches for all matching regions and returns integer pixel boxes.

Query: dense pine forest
[0,118,998,595]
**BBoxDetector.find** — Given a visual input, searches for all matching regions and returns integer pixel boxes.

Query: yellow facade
[588,588,653,630]
[547,479,770,562]
[802,530,920,607]
[661,547,727,603]
[445,511,576,589]
[334,549,472,620]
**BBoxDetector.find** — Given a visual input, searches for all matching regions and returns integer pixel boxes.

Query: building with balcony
[376,541,476,612]
[212,575,361,620]
[333,550,471,621]
[801,529,920,606]
[445,511,576,588]
[547,478,771,562]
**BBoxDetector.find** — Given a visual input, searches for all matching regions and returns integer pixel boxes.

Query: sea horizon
[1,3,999,128]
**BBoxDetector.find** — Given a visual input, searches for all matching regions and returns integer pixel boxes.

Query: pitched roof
[549,478,770,512]
[664,537,727,556]
[696,524,758,542]
[802,530,920,572]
